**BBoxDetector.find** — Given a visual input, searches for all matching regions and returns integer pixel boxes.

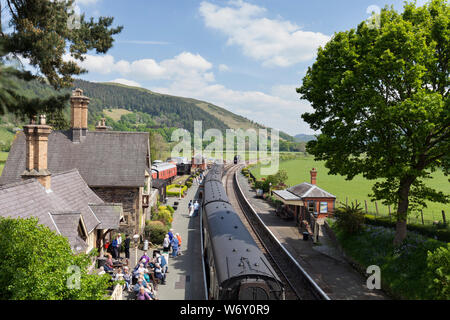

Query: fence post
[364,200,368,214]
[375,201,379,217]
[388,205,391,217]
[421,209,424,225]
[442,210,447,226]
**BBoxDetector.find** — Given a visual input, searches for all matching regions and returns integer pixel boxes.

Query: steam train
[201,164,285,300]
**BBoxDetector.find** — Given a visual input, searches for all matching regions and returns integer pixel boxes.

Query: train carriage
[201,164,285,300]
[151,162,177,182]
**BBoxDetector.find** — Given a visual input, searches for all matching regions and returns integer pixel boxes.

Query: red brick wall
[303,197,335,216]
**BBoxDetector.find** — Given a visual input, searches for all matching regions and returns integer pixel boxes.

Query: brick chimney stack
[95,118,107,131]
[310,168,317,185]
[70,88,90,142]
[21,115,52,190]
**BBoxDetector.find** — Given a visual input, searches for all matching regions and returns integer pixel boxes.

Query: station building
[0,116,122,255]
[0,89,154,236]
[273,168,336,236]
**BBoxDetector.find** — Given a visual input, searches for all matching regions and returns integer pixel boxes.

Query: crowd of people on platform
[99,229,183,300]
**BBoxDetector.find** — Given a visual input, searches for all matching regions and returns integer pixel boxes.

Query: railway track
[223,164,330,300]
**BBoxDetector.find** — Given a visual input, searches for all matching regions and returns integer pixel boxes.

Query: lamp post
[133,234,139,266]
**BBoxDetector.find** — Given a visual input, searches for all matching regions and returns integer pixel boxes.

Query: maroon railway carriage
[151,162,177,182]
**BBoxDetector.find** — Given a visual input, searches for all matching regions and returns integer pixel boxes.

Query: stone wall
[92,186,141,233]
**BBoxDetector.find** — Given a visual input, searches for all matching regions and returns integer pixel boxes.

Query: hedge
[166,184,188,197]
[364,214,450,242]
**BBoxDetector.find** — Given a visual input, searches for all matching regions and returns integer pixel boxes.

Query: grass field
[0,127,15,146]
[250,155,450,223]
[0,151,8,176]
[103,108,133,121]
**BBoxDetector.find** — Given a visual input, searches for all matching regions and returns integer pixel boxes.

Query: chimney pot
[21,123,52,190]
[39,114,46,125]
[70,88,90,142]
[310,168,317,185]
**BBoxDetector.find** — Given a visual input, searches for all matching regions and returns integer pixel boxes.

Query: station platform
[126,181,206,300]
[236,171,388,300]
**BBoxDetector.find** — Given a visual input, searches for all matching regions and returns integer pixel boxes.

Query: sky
[71,0,430,136]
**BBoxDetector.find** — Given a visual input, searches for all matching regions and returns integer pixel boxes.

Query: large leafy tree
[0,217,112,300]
[0,0,122,118]
[297,0,449,245]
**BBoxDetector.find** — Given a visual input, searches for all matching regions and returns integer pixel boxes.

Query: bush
[426,244,450,300]
[185,181,192,188]
[166,205,175,214]
[145,221,168,245]
[334,203,365,235]
[153,207,173,226]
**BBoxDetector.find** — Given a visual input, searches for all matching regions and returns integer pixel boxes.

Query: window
[308,201,315,213]
[320,202,328,213]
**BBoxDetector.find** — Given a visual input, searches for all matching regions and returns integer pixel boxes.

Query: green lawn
[0,151,8,162]
[0,127,15,145]
[0,151,8,176]
[250,155,450,223]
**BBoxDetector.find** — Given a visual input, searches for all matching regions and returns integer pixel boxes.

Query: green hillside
[0,78,304,152]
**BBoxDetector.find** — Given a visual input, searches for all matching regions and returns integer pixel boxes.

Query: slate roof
[50,212,88,254]
[287,182,336,199]
[0,169,123,252]
[90,203,122,230]
[50,169,102,232]
[0,130,149,187]
[272,189,302,201]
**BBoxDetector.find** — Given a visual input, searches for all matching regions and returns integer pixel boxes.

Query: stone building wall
[92,186,141,234]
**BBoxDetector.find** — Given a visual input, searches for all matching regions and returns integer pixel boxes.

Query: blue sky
[73,0,429,135]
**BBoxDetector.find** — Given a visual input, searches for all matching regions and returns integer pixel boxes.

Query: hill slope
[75,80,266,134]
[294,134,316,142]
[0,78,299,146]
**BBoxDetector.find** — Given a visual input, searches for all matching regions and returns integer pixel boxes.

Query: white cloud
[65,51,313,134]
[199,0,330,67]
[109,78,142,88]
[218,64,230,72]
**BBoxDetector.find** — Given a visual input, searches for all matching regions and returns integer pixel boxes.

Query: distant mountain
[294,134,316,142]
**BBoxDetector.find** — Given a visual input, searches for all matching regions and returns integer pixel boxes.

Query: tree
[0,0,122,118]
[149,130,169,162]
[0,217,111,300]
[297,0,449,245]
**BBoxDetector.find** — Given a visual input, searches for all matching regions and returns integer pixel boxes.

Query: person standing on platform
[171,235,179,258]
[163,234,170,252]
[188,200,192,213]
[111,236,118,259]
[124,234,131,260]
[116,233,122,259]
[176,233,182,256]
[194,201,199,216]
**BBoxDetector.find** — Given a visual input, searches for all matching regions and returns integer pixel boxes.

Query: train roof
[204,164,224,183]
[203,180,229,205]
[203,201,280,284]
[151,162,177,171]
